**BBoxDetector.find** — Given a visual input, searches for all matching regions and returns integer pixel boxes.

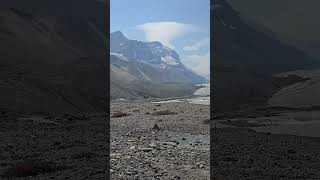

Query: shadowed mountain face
[0,0,108,114]
[227,0,320,58]
[110,31,207,99]
[211,0,320,113]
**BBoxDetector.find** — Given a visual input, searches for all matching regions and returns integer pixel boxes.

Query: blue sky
[111,0,210,78]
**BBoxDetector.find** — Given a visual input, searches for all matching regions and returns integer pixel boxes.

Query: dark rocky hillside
[0,0,108,114]
[211,0,320,113]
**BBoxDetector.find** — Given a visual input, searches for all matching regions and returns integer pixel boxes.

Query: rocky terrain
[109,97,320,179]
[210,68,320,179]
[0,2,109,178]
[110,99,210,179]
[210,127,320,179]
[228,0,320,58]
[2,98,320,179]
[0,0,108,114]
[0,112,109,179]
[211,0,320,113]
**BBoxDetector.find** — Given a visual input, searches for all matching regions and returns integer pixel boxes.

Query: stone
[139,148,153,152]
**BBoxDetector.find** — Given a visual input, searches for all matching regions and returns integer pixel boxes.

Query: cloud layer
[183,37,210,51]
[182,38,210,78]
[137,22,196,49]
[137,21,209,78]
[182,52,210,78]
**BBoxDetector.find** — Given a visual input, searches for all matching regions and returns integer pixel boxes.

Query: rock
[6,143,14,149]
[53,141,61,146]
[288,149,296,154]
[139,148,153,152]
[149,143,156,148]
[163,142,177,147]
[129,146,136,150]
[152,123,160,130]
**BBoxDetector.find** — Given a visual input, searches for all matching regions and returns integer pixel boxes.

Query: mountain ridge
[110,31,207,99]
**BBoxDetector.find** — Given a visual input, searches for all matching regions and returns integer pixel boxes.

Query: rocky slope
[0,0,108,114]
[211,0,320,113]
[228,0,320,58]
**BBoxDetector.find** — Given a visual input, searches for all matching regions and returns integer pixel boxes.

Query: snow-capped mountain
[111,31,183,68]
[110,31,207,98]
[110,31,207,84]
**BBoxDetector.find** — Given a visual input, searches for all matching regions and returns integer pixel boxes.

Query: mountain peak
[149,41,163,46]
[110,31,128,42]
[111,30,123,35]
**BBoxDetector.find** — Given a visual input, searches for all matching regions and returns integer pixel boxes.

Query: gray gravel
[0,113,108,179]
[111,100,210,179]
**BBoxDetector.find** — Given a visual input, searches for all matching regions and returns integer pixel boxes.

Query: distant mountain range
[212,0,320,112]
[110,31,207,99]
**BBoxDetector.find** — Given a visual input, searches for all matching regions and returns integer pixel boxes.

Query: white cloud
[137,22,196,49]
[183,37,210,51]
[182,52,210,78]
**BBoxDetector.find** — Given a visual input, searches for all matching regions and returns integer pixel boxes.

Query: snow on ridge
[163,46,173,51]
[160,64,167,69]
[110,53,129,61]
[161,56,179,65]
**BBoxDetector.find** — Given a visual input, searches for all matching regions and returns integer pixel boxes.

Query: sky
[111,0,210,78]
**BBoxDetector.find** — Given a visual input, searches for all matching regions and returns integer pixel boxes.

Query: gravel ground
[110,100,210,180]
[210,127,320,179]
[2,99,320,179]
[0,113,109,179]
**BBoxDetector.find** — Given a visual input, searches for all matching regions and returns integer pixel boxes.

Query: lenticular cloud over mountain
[136,22,196,49]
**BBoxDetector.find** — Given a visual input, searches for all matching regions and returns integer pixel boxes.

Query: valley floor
[110,100,210,179]
[1,87,320,179]
[111,98,320,179]
[210,127,320,179]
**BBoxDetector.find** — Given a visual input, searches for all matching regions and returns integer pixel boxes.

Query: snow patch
[194,84,210,96]
[161,56,179,65]
[163,46,172,51]
[110,53,128,61]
